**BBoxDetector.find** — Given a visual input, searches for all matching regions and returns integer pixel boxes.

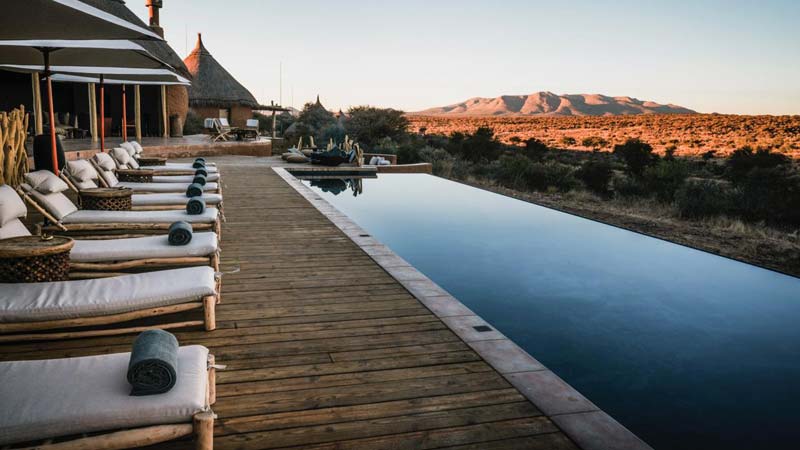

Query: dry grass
[409,114,800,158]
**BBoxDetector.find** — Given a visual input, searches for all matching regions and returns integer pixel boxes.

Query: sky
[135,0,800,115]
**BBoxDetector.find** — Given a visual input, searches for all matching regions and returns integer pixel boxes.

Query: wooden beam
[88,83,97,142]
[161,84,169,138]
[31,73,43,135]
[134,84,142,142]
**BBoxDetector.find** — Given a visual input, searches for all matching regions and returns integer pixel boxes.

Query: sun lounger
[18,172,221,237]
[91,153,221,194]
[62,160,223,211]
[0,266,219,342]
[122,141,219,171]
[0,345,216,448]
[111,147,221,180]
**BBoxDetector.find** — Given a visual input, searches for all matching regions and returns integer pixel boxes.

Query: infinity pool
[303,174,800,450]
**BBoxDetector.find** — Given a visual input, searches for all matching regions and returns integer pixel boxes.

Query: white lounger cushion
[117,181,219,193]
[132,193,222,206]
[0,266,216,322]
[61,207,218,224]
[71,232,218,262]
[153,174,220,183]
[0,184,27,225]
[150,164,218,173]
[0,345,209,446]
[0,218,31,239]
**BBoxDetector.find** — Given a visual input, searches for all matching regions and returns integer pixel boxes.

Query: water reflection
[309,178,363,197]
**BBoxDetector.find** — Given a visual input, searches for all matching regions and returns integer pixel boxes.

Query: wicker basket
[117,169,154,183]
[137,157,167,166]
[80,188,133,211]
[0,236,74,283]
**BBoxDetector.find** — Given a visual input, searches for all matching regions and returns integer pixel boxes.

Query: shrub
[521,138,549,161]
[642,160,689,202]
[344,106,409,148]
[613,138,659,177]
[561,136,577,147]
[613,175,649,197]
[725,146,790,184]
[397,145,422,164]
[183,110,204,135]
[675,180,732,219]
[494,156,576,193]
[575,159,614,195]
[495,155,534,190]
[582,136,609,149]
[448,127,503,163]
[419,147,456,177]
[373,137,399,155]
[735,166,800,226]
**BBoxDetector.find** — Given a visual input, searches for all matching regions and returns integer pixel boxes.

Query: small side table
[0,236,74,283]
[116,168,154,183]
[79,187,133,211]
[137,157,167,166]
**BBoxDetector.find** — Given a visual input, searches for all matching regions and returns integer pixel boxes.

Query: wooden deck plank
[0,161,580,450]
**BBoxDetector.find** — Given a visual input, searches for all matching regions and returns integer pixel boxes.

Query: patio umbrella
[1,0,162,41]
[0,40,174,171]
[0,0,162,175]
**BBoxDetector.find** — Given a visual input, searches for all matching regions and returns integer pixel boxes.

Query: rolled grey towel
[186,197,206,215]
[127,330,179,396]
[195,157,206,163]
[168,221,193,245]
[195,168,208,177]
[192,174,207,186]
[186,183,203,197]
[193,160,206,169]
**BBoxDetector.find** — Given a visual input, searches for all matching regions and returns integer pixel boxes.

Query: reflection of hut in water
[184,33,259,128]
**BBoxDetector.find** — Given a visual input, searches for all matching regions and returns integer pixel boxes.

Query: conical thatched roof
[78,0,192,79]
[183,34,258,109]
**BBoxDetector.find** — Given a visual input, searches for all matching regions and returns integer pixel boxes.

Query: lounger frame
[17,186,222,239]
[11,355,217,450]
[89,159,223,195]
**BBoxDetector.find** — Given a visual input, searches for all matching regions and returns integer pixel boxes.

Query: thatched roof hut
[183,33,258,109]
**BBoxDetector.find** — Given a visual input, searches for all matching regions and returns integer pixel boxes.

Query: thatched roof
[78,0,192,79]
[183,33,258,108]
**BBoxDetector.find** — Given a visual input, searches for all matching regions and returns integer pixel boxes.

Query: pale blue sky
[135,0,800,115]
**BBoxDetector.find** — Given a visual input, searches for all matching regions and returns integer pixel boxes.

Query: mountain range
[413,92,696,116]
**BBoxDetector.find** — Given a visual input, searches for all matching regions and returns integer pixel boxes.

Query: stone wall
[189,105,253,128]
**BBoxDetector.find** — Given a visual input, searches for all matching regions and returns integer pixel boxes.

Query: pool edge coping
[274,167,654,450]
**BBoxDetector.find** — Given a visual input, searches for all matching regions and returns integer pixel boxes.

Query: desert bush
[613,175,649,197]
[495,155,534,190]
[613,138,659,177]
[675,180,733,219]
[582,136,609,149]
[493,156,576,193]
[735,166,800,225]
[419,146,456,177]
[183,110,204,135]
[725,146,790,184]
[642,160,689,202]
[447,127,503,163]
[561,136,577,147]
[521,138,549,161]
[345,106,409,148]
[575,159,614,195]
[372,137,399,154]
[397,145,422,164]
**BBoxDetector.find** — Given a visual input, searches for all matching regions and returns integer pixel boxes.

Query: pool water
[302,174,800,450]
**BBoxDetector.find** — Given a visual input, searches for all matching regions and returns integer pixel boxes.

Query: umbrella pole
[121,84,127,142]
[100,75,105,152]
[44,50,59,175]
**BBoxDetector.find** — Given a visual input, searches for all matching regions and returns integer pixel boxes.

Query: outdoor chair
[18,171,221,238]
[62,159,223,211]
[91,153,222,194]
[0,184,220,277]
[0,346,216,448]
[211,118,234,142]
[244,118,260,140]
[0,266,219,342]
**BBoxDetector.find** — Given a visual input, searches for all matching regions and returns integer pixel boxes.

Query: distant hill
[413,92,696,116]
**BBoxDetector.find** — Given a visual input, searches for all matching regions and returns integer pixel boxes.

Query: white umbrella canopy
[0,40,169,69]
[1,0,162,41]
[0,65,189,83]
[50,73,190,86]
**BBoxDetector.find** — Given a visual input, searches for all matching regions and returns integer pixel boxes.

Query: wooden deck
[0,160,581,449]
